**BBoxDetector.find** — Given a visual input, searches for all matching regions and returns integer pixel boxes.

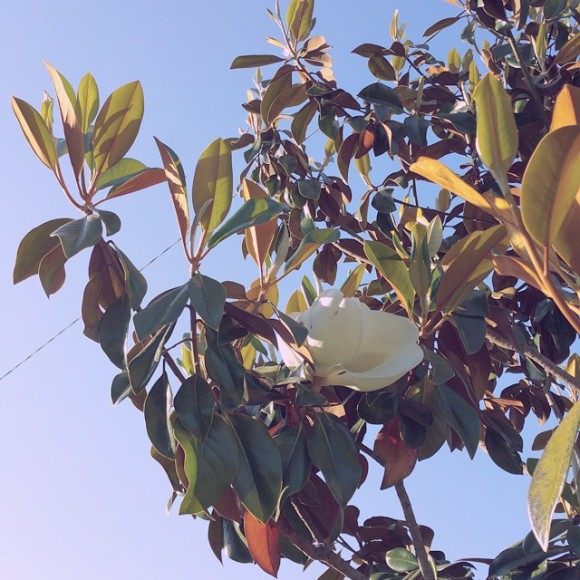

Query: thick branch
[360,444,435,580]
[277,518,366,580]
[485,329,580,394]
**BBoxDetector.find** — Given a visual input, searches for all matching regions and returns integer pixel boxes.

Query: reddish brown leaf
[244,511,281,577]
[105,167,166,199]
[374,419,418,489]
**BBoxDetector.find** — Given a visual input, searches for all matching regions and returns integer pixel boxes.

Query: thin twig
[162,353,186,383]
[485,329,580,394]
[277,518,367,580]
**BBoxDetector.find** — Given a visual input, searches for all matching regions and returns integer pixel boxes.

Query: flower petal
[343,305,420,374]
[327,343,424,392]
[301,289,363,370]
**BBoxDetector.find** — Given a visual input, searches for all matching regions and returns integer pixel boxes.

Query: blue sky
[0,1,547,578]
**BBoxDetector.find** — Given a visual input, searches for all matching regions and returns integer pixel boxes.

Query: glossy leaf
[38,244,67,296]
[173,421,203,515]
[111,371,131,406]
[133,284,189,340]
[358,392,399,425]
[284,228,340,274]
[52,214,103,258]
[96,209,121,236]
[529,402,580,551]
[144,371,175,459]
[96,158,147,190]
[13,218,72,283]
[521,126,580,272]
[155,138,189,254]
[231,54,285,69]
[208,197,282,249]
[368,56,396,81]
[105,167,166,199]
[472,74,518,191]
[438,384,480,458]
[112,243,147,309]
[45,63,84,177]
[340,264,366,298]
[307,412,362,508]
[386,548,419,572]
[286,0,314,42]
[364,241,414,315]
[76,72,99,133]
[374,420,418,489]
[244,512,281,577]
[11,97,57,169]
[174,375,215,441]
[230,413,283,523]
[274,426,310,500]
[98,294,130,369]
[436,224,506,312]
[357,83,403,113]
[92,80,144,174]
[205,335,246,409]
[192,138,233,235]
[187,274,226,331]
[550,84,580,131]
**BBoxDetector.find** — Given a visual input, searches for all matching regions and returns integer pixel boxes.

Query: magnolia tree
[10,0,580,578]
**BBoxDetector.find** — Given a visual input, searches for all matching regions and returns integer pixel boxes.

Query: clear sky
[0,1,547,578]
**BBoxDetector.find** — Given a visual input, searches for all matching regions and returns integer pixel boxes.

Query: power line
[0,238,181,383]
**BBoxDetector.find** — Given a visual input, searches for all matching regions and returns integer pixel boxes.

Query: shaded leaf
[485,428,523,475]
[274,426,310,500]
[112,243,147,309]
[52,214,103,258]
[230,413,283,522]
[284,229,340,274]
[357,83,403,113]
[174,375,215,441]
[374,420,418,489]
[231,54,285,69]
[144,371,175,459]
[307,412,362,508]
[98,294,130,368]
[188,274,226,331]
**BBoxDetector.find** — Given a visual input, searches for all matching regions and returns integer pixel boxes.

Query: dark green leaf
[13,218,72,283]
[399,415,427,449]
[452,314,486,355]
[422,348,455,385]
[223,520,253,563]
[358,392,399,424]
[368,56,396,81]
[274,426,310,500]
[297,179,321,200]
[231,54,285,69]
[307,412,362,508]
[112,244,147,309]
[371,189,396,214]
[284,228,340,274]
[489,544,566,576]
[111,371,131,405]
[208,197,283,248]
[52,215,103,258]
[133,284,189,340]
[128,324,174,393]
[357,83,403,113]
[98,294,130,369]
[96,209,121,236]
[276,308,308,347]
[188,274,226,331]
[423,16,460,37]
[208,516,224,563]
[230,413,283,522]
[144,371,175,459]
[174,375,215,441]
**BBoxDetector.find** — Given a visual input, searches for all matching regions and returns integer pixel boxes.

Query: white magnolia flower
[279,289,423,392]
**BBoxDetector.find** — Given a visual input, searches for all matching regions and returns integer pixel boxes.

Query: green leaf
[192,138,233,235]
[529,402,580,551]
[357,83,403,113]
[208,198,282,248]
[133,284,189,340]
[230,413,283,522]
[489,544,567,577]
[111,371,131,405]
[95,158,147,190]
[98,294,130,369]
[386,548,419,572]
[76,72,99,133]
[173,421,204,515]
[472,74,518,191]
[11,97,57,169]
[274,426,310,501]
[174,375,215,441]
[92,80,144,174]
[127,324,174,393]
[187,274,226,331]
[368,56,396,81]
[144,371,176,459]
[423,16,460,37]
[45,63,85,178]
[223,520,253,563]
[204,334,246,410]
[52,214,103,258]
[307,412,362,508]
[438,384,480,459]
[422,348,455,385]
[364,241,415,316]
[276,308,308,347]
[96,209,121,236]
[284,228,340,274]
[38,244,67,296]
[521,126,580,273]
[340,264,366,298]
[435,224,506,313]
[111,243,147,309]
[453,313,486,355]
[193,414,240,509]
[231,54,285,69]
[357,392,399,425]
[13,218,72,283]
[485,429,523,475]
[286,0,314,42]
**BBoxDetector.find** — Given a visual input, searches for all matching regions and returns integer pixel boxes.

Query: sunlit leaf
[550,84,580,132]
[244,512,281,577]
[76,72,99,133]
[286,0,314,42]
[386,548,419,572]
[529,402,580,551]
[92,80,144,175]
[192,138,233,235]
[96,158,147,190]
[284,228,340,274]
[11,97,57,169]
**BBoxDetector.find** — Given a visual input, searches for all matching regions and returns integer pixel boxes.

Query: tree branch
[485,329,580,394]
[359,444,435,580]
[277,518,367,580]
